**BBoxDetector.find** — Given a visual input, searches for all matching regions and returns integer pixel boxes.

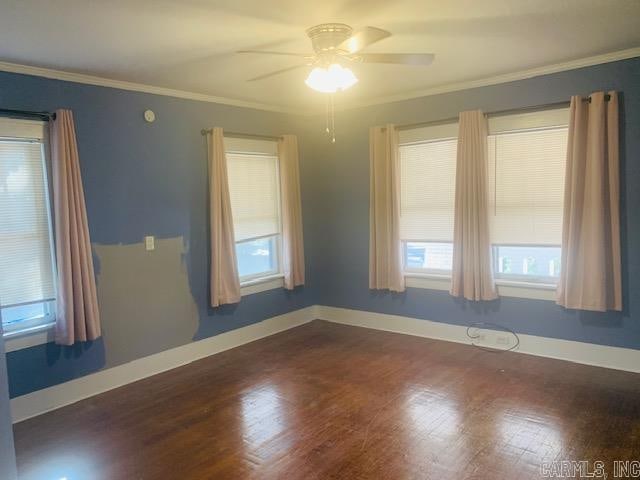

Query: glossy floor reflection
[14,320,640,479]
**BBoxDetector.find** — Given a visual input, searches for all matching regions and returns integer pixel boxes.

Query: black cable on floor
[466,321,521,353]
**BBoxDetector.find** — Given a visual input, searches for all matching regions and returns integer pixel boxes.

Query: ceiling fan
[238,23,435,93]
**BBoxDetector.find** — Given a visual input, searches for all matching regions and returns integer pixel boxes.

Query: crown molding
[1,46,639,116]
[0,60,296,114]
[337,46,640,112]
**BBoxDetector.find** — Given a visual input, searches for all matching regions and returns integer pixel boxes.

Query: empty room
[1,1,639,479]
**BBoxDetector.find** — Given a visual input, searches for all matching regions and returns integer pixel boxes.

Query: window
[399,108,568,286]
[494,245,562,281]
[399,122,457,274]
[404,242,453,272]
[0,118,56,335]
[236,236,279,280]
[225,136,282,282]
[487,109,568,284]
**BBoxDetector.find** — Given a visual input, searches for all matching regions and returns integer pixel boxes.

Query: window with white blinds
[399,122,457,273]
[488,109,568,283]
[225,136,282,281]
[398,108,568,282]
[399,138,457,242]
[227,151,280,241]
[487,110,568,246]
[0,118,56,333]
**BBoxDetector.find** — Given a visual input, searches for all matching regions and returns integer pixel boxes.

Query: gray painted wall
[312,56,640,350]
[0,332,18,479]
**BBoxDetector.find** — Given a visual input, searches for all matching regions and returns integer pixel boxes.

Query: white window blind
[0,120,56,308]
[399,132,457,242]
[226,139,280,242]
[487,109,568,245]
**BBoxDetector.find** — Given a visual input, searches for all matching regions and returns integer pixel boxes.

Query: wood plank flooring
[13,320,640,479]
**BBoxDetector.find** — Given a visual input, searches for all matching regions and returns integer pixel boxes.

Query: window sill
[405,273,451,291]
[240,274,284,296]
[494,279,557,301]
[3,322,54,352]
[404,273,557,301]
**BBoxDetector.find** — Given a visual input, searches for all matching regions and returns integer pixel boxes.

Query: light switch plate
[144,235,155,251]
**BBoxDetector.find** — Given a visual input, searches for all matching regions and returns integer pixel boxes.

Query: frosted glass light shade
[305,64,358,93]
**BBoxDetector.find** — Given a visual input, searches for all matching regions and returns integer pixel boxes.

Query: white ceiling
[1,0,639,111]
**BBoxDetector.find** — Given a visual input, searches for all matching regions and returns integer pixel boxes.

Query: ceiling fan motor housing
[306,23,353,59]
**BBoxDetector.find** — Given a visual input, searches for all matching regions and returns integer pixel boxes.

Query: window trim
[226,136,284,286]
[487,107,569,135]
[240,274,285,296]
[1,118,58,340]
[3,321,54,352]
[2,299,56,333]
[404,272,557,301]
[404,266,452,276]
[2,300,55,352]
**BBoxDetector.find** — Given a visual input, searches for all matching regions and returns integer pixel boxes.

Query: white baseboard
[11,305,319,423]
[316,306,640,374]
[11,304,639,423]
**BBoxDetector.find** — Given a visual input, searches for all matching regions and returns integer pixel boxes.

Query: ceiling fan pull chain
[326,95,330,134]
[324,94,336,143]
[330,93,336,143]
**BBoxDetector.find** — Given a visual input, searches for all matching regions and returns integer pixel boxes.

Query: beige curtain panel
[50,110,101,345]
[278,135,305,290]
[207,128,241,307]
[450,110,497,301]
[369,125,405,292]
[557,91,622,312]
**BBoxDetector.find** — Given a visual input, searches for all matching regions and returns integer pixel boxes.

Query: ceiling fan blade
[339,26,391,54]
[237,50,312,58]
[247,64,307,82]
[357,53,435,66]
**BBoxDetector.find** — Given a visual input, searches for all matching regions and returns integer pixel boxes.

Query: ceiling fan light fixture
[305,63,358,93]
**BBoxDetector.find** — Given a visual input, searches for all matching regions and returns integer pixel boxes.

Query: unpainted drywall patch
[93,237,199,367]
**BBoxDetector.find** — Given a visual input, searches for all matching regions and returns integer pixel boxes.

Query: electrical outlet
[144,235,155,251]
[469,328,486,343]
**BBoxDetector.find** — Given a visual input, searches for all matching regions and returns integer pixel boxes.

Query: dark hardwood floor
[13,320,640,479]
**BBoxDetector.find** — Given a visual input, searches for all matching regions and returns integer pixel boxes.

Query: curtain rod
[392,94,611,132]
[0,108,56,121]
[200,129,281,141]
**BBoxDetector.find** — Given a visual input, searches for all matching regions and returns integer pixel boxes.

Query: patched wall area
[94,237,199,366]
